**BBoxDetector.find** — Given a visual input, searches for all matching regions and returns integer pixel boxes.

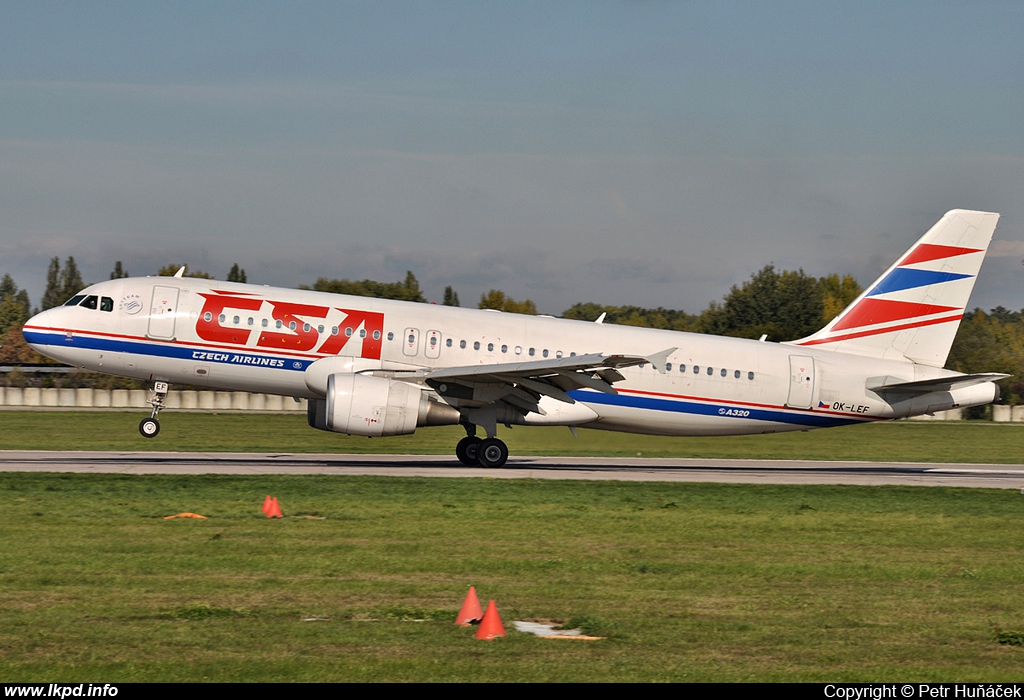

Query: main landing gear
[455,429,509,468]
[139,381,169,438]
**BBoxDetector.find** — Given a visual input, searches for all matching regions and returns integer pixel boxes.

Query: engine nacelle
[307,373,459,436]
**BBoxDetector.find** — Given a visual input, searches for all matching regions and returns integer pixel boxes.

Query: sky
[2,1,1022,316]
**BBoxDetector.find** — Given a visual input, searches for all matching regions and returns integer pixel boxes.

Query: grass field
[1,410,1024,463]
[0,473,1022,682]
[1,412,1022,681]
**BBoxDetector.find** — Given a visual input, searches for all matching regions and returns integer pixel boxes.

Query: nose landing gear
[139,381,168,438]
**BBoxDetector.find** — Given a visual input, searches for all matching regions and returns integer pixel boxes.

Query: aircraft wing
[396,348,676,417]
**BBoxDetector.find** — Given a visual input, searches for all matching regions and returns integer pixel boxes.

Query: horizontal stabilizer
[867,373,1010,394]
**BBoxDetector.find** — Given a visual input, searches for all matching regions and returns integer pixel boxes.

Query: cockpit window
[100,297,114,312]
[64,295,86,307]
[81,295,98,310]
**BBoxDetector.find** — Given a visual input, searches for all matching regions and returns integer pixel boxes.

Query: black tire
[455,436,481,466]
[477,438,509,468]
[139,418,160,438]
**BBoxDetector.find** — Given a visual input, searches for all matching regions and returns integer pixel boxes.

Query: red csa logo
[195,291,384,360]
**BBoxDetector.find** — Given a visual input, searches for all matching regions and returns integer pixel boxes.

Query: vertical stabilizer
[791,209,999,367]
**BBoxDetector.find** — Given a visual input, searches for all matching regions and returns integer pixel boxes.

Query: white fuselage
[23,275,977,438]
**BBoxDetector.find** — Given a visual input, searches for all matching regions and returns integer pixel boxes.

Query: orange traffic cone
[267,497,283,518]
[475,599,505,640]
[261,495,272,515]
[456,586,484,626]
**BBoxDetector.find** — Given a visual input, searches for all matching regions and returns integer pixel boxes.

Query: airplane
[22,209,1007,468]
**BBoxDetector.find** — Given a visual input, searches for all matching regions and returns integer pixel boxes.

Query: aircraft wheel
[456,436,481,466]
[139,418,160,438]
[477,438,509,468]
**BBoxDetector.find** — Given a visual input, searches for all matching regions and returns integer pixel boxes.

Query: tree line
[2,258,1022,404]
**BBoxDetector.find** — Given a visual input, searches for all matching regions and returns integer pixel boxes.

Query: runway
[2,451,1024,489]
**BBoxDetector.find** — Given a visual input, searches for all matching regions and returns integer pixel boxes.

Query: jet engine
[307,373,459,436]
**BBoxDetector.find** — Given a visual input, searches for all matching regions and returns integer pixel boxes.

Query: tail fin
[791,209,999,367]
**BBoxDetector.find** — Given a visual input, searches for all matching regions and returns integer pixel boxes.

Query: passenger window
[234,316,241,325]
[542,349,549,358]
[460,340,466,349]
[679,364,686,373]
[474,341,480,350]
[347,328,355,337]
[204,312,213,322]
[487,343,494,352]
[445,338,452,347]
[693,365,700,374]
[262,319,269,328]
[528,348,535,357]
[220,314,227,323]
[707,367,713,376]
[289,321,297,331]
[373,330,381,340]
[359,329,366,338]
[721,368,727,377]
[249,317,255,326]
[303,323,310,332]
[82,296,98,310]
[665,362,672,371]
[387,332,394,341]
[275,320,283,329]
[748,372,755,380]
[734,370,740,379]
[100,297,113,312]
[556,351,563,358]
[501,345,507,353]
[317,324,324,333]
[430,336,438,347]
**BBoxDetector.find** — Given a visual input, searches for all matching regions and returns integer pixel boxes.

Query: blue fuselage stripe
[568,390,862,429]
[24,330,314,371]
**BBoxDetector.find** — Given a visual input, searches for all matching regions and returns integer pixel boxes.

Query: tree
[561,302,698,331]
[110,261,129,279]
[41,257,85,310]
[478,290,537,315]
[696,265,862,342]
[0,272,41,362]
[0,274,31,335]
[41,258,63,310]
[311,271,427,302]
[443,285,460,307]
[227,263,247,283]
[157,264,214,279]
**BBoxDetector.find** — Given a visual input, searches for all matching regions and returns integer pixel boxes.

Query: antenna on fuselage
[173,266,185,278]
[594,312,607,324]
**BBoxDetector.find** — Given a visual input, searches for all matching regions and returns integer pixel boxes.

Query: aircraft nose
[22,307,60,353]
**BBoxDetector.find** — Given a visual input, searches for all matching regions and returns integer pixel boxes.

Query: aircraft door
[403,328,420,357]
[425,330,441,359]
[148,286,179,339]
[786,355,815,409]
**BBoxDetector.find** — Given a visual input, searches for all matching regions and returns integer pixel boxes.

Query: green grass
[1,410,1023,463]
[0,473,1022,681]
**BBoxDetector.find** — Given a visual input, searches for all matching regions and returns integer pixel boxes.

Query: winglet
[644,347,677,374]
[173,266,186,278]
[594,312,607,324]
